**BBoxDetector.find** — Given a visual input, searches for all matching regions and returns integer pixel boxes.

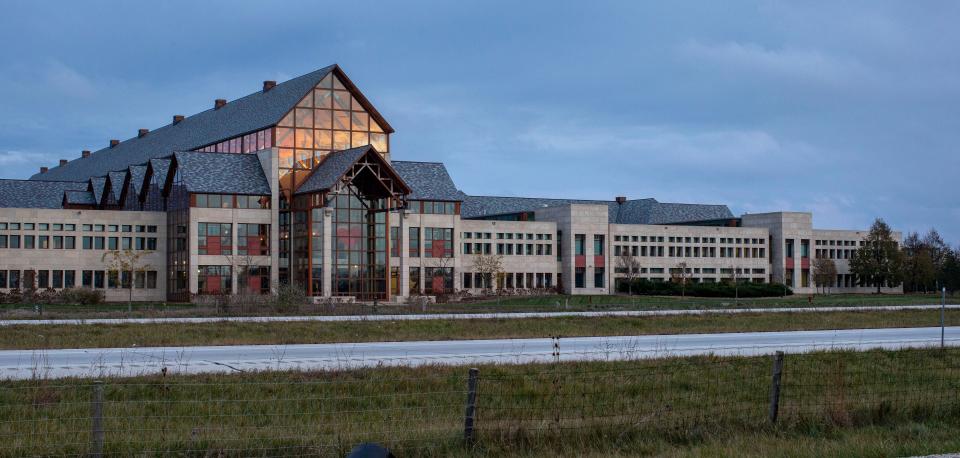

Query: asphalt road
[1,304,956,326]
[2,326,957,380]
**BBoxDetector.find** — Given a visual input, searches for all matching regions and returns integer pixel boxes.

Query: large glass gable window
[275,73,389,195]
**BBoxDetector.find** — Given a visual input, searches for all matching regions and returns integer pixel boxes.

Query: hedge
[617,279,793,298]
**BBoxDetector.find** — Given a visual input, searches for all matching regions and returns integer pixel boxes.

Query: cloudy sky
[1,1,957,242]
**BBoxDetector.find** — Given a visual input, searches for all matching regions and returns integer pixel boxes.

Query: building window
[237,224,270,256]
[594,267,605,288]
[593,235,604,256]
[94,271,105,289]
[198,223,233,255]
[424,267,453,294]
[424,228,453,258]
[391,267,400,295]
[198,265,232,294]
[239,266,270,294]
[64,270,76,288]
[9,271,20,289]
[574,234,585,256]
[575,267,585,288]
[409,227,420,257]
[390,227,401,257]
[38,270,49,289]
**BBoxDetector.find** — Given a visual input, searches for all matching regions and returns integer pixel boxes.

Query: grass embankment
[1,348,959,456]
[2,293,956,320]
[3,309,957,350]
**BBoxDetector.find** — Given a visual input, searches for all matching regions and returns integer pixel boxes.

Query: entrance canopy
[295,145,411,205]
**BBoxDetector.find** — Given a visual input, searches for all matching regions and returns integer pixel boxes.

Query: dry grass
[1,348,959,456]
[1,309,956,350]
[2,293,956,321]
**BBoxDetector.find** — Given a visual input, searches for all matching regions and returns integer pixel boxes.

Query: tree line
[815,218,960,294]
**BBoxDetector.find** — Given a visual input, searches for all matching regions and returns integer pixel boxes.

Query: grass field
[1,348,958,456]
[2,308,956,350]
[1,292,956,320]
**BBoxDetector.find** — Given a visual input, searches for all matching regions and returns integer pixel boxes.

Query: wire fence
[2,347,960,456]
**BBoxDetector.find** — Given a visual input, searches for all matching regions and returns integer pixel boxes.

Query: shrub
[60,288,105,305]
[618,279,792,298]
[275,283,308,311]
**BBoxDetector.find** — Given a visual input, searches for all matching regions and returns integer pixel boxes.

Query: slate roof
[64,190,97,206]
[148,158,171,188]
[460,195,734,225]
[297,146,370,194]
[90,177,107,205]
[391,161,462,201]
[173,152,270,195]
[30,65,338,182]
[0,179,87,209]
[129,165,148,196]
[108,171,127,201]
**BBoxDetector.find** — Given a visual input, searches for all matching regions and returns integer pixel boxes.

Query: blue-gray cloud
[0,0,957,243]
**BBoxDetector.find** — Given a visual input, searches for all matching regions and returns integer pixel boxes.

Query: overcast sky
[1,1,957,242]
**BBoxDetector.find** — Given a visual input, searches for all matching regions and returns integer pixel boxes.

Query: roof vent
[138,128,149,138]
[615,196,627,204]
[172,115,184,124]
[59,159,68,166]
[109,139,120,148]
[263,80,276,92]
[81,150,91,158]
[40,167,48,174]
[214,99,227,109]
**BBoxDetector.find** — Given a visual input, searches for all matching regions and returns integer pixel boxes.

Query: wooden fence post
[768,351,785,424]
[91,381,104,458]
[463,368,480,446]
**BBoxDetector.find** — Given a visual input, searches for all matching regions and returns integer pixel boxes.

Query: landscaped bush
[618,279,792,298]
[275,282,308,311]
[58,287,105,305]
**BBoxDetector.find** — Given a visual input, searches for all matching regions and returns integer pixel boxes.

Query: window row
[0,269,159,289]
[816,248,856,260]
[613,234,765,245]
[0,223,159,233]
[0,235,77,249]
[410,201,457,215]
[194,194,271,209]
[462,272,554,289]
[81,236,157,251]
[462,242,553,256]
[816,239,863,247]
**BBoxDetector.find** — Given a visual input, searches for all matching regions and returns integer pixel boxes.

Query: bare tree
[812,258,838,294]
[670,261,693,298]
[102,249,152,312]
[471,253,504,293]
[616,251,640,295]
[727,265,743,305]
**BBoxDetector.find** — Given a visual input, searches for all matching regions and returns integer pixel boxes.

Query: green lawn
[2,308,956,350]
[1,293,955,320]
[1,348,959,456]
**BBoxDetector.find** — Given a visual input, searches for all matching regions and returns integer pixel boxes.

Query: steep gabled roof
[296,146,410,197]
[129,165,148,196]
[30,65,340,182]
[89,176,107,205]
[173,151,270,195]
[390,161,462,201]
[107,171,127,201]
[297,147,369,194]
[0,179,87,209]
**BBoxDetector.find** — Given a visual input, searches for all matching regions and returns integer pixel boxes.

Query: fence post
[91,381,104,458]
[768,351,784,424]
[463,368,480,446]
